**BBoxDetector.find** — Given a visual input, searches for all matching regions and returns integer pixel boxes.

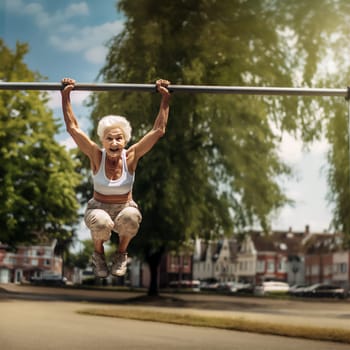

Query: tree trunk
[145,247,164,296]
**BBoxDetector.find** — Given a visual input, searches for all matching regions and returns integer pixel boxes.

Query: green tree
[325,101,350,243]
[0,40,81,249]
[85,0,350,294]
[67,239,95,270]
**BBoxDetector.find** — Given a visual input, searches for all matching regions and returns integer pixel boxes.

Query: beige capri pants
[84,198,142,242]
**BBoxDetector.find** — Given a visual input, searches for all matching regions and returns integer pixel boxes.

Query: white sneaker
[92,251,109,278]
[111,252,128,277]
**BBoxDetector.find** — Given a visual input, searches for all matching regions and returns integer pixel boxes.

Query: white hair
[97,115,132,143]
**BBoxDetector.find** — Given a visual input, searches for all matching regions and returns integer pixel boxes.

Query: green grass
[78,307,350,344]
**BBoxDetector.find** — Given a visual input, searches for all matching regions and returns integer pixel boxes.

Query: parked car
[288,284,309,297]
[216,282,252,294]
[200,279,219,292]
[254,281,290,296]
[30,274,67,286]
[169,280,201,292]
[302,283,347,299]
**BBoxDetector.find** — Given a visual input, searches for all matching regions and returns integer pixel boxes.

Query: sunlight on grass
[78,307,350,344]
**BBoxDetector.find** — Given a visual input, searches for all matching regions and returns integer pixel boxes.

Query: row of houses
[1,226,350,290]
[156,225,350,289]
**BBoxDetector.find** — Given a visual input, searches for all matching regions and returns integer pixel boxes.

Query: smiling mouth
[109,148,120,153]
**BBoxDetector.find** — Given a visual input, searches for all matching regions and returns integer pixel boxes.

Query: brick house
[303,232,347,287]
[249,228,307,285]
[0,240,62,283]
[166,252,193,284]
[135,251,194,289]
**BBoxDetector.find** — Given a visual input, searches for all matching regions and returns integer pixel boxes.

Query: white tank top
[93,149,135,195]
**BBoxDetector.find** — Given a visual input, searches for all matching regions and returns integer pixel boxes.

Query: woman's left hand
[156,79,171,97]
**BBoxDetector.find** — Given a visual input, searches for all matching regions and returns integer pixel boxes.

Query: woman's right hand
[61,77,76,96]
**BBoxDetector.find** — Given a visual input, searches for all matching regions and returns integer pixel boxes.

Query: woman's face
[102,127,126,159]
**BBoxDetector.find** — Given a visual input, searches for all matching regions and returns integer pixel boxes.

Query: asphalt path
[1,284,350,350]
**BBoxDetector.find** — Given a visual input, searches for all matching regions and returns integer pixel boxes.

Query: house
[137,251,194,289]
[248,228,307,285]
[235,234,256,284]
[192,236,238,283]
[303,232,347,287]
[0,240,62,283]
[333,251,350,289]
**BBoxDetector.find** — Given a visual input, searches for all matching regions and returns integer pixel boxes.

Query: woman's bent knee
[85,209,114,241]
[115,207,142,238]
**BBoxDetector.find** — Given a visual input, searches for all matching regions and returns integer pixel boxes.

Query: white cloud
[49,20,123,63]
[278,133,303,164]
[6,0,89,27]
[47,90,91,110]
[308,138,330,155]
[60,136,77,151]
[278,131,330,165]
[46,91,62,110]
[85,46,109,64]
[64,3,89,18]
[5,0,121,65]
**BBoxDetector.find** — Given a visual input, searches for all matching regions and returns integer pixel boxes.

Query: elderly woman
[61,78,170,278]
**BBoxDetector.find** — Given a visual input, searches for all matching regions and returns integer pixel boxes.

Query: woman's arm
[61,78,100,171]
[127,79,171,172]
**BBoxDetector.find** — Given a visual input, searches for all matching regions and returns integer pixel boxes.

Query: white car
[254,281,290,296]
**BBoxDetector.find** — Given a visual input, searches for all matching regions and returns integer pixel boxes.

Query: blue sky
[1,0,333,241]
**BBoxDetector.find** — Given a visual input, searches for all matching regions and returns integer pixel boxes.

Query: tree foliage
[83,0,350,292]
[0,40,81,247]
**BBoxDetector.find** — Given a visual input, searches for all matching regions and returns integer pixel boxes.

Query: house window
[44,259,51,266]
[324,265,332,275]
[45,249,52,257]
[256,260,265,273]
[335,263,348,274]
[311,265,319,275]
[278,258,286,272]
[31,259,38,266]
[29,249,36,257]
[248,261,253,273]
[340,263,348,273]
[170,255,178,268]
[267,260,275,273]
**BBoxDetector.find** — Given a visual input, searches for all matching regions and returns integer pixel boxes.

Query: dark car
[302,283,347,299]
[30,274,67,286]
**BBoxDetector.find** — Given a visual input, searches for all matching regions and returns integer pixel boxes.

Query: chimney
[304,225,310,235]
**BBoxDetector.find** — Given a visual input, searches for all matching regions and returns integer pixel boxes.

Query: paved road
[1,284,350,331]
[1,299,350,350]
[1,284,350,350]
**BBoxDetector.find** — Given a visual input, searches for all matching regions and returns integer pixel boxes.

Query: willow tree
[0,40,81,249]
[87,0,349,294]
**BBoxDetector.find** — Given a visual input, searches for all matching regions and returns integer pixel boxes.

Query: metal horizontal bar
[0,82,347,97]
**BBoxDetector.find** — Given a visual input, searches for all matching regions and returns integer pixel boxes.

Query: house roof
[303,233,343,254]
[195,238,238,262]
[249,230,306,255]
